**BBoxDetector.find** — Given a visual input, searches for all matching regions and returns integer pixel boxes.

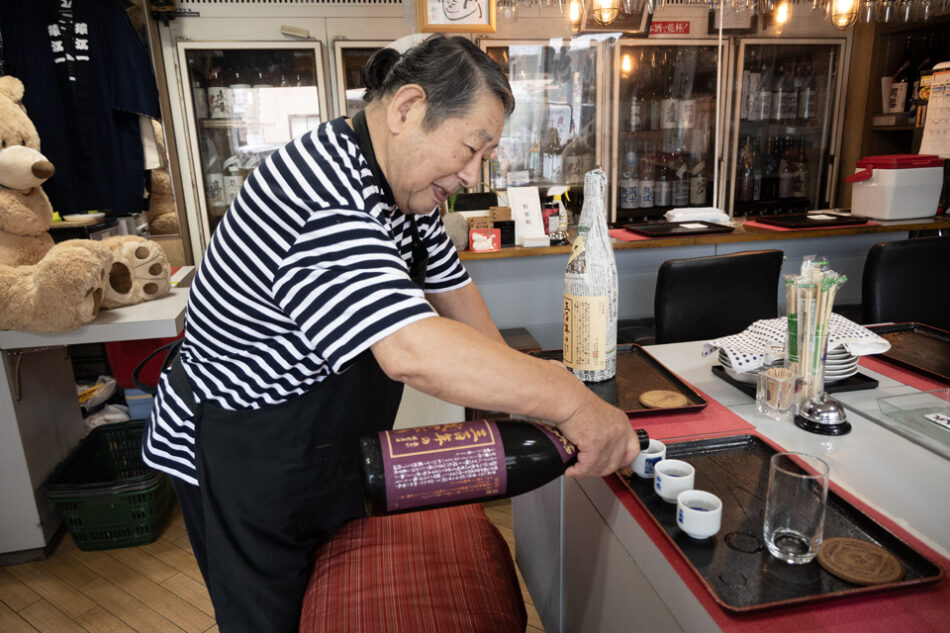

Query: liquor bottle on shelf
[740,58,751,121]
[746,49,761,122]
[771,64,789,122]
[191,77,209,120]
[751,137,762,202]
[660,54,679,131]
[671,151,689,208]
[644,50,660,130]
[786,61,799,124]
[654,151,672,208]
[737,137,755,203]
[791,138,808,199]
[563,169,618,382]
[204,138,227,215]
[619,143,639,211]
[561,123,593,189]
[207,67,231,120]
[778,138,795,199]
[359,420,651,515]
[888,36,913,114]
[223,154,245,206]
[629,77,642,132]
[798,63,818,122]
[689,158,707,206]
[638,143,655,209]
[756,58,772,123]
[762,137,779,201]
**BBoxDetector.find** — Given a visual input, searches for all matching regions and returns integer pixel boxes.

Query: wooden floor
[0,500,543,633]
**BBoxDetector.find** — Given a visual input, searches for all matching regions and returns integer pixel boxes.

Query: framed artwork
[418,0,496,33]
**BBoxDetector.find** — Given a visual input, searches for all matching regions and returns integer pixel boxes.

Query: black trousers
[168,352,403,633]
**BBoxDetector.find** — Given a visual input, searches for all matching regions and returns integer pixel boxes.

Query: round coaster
[817,537,904,586]
[638,389,689,409]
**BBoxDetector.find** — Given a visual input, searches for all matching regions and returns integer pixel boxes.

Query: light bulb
[621,54,632,74]
[831,0,857,27]
[591,0,621,24]
[775,0,791,23]
[569,0,583,24]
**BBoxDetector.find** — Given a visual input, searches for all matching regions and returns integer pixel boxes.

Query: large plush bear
[0,76,171,333]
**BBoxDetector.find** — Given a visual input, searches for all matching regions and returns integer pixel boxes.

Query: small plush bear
[0,76,171,333]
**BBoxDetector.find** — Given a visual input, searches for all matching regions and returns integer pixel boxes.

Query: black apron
[165,112,429,633]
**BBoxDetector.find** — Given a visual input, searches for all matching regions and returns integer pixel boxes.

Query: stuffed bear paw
[27,240,111,332]
[101,235,171,308]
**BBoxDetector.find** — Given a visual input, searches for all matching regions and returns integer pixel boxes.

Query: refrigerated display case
[177,42,329,249]
[611,39,732,223]
[332,40,388,118]
[728,39,846,217]
[480,39,608,203]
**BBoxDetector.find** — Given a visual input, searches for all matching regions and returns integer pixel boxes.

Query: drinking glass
[763,452,829,564]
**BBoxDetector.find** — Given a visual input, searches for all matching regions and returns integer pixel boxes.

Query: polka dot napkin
[701,313,891,373]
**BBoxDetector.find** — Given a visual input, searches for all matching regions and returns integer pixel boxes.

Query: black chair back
[654,250,784,344]
[862,237,950,331]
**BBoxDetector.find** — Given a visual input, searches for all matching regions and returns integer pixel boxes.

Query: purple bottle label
[529,422,576,464]
[380,420,508,512]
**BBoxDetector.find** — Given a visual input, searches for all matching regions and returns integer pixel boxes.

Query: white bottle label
[207,87,231,119]
[689,173,706,205]
[678,100,696,130]
[563,293,608,372]
[638,181,654,207]
[619,180,638,209]
[661,98,679,129]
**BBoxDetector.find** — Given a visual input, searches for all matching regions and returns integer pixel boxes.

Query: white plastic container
[846,154,944,220]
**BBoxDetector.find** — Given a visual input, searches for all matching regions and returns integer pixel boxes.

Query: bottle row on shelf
[617,140,709,212]
[739,51,821,125]
[735,134,811,204]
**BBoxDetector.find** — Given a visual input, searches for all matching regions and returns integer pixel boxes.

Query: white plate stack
[823,347,859,383]
[718,348,858,384]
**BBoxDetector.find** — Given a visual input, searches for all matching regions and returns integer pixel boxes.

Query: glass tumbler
[763,452,830,564]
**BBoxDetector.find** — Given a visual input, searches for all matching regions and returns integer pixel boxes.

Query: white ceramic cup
[653,459,695,503]
[676,490,723,540]
[631,439,667,478]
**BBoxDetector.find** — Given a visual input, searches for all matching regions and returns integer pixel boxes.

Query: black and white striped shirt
[143,118,470,484]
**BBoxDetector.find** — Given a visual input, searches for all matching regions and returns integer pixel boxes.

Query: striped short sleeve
[417,212,471,293]
[274,208,437,374]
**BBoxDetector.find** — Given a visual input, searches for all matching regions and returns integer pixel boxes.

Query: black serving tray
[622,220,735,237]
[866,322,950,385]
[711,365,880,397]
[531,344,707,416]
[616,434,943,613]
[753,212,868,229]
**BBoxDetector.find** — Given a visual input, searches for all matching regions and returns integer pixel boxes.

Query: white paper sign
[919,69,950,159]
[507,186,545,246]
[680,222,708,229]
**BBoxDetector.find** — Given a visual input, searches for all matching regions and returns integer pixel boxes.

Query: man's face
[388,91,504,216]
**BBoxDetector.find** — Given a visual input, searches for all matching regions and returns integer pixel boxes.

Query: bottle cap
[635,428,650,450]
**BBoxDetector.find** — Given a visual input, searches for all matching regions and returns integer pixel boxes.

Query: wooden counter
[458,216,950,260]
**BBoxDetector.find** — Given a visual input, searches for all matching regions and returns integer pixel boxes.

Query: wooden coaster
[817,537,904,586]
[638,389,689,409]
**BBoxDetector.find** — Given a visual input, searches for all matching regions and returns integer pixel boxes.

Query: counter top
[0,287,189,350]
[458,216,950,260]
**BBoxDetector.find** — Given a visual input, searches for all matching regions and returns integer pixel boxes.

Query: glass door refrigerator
[176,42,329,255]
[610,38,733,224]
[480,38,608,214]
[728,39,846,217]
[331,40,388,118]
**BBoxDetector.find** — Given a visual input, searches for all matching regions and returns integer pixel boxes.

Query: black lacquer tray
[623,220,734,237]
[531,344,706,416]
[616,434,943,612]
[711,365,880,397]
[867,322,950,385]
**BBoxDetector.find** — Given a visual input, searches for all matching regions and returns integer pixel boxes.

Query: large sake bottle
[563,168,618,382]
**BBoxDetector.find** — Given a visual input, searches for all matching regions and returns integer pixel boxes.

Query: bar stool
[862,236,950,331]
[622,249,784,345]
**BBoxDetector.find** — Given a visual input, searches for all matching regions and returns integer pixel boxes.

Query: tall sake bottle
[563,168,618,382]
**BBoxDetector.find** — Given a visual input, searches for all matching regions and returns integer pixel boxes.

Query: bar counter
[513,339,950,633]
[460,215,949,333]
[458,216,950,260]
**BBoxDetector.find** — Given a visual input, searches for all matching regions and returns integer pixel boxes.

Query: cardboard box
[490,206,512,222]
[467,216,494,232]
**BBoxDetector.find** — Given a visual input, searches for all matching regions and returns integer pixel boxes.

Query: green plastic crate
[45,421,175,551]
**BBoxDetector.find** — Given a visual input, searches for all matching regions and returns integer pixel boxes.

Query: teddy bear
[0,75,171,333]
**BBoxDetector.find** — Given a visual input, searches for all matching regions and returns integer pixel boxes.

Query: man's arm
[425,281,505,344]
[371,316,639,478]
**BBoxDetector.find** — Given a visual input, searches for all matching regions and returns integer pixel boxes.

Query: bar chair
[862,236,950,331]
[620,249,785,345]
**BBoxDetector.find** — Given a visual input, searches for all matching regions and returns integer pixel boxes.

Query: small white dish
[63,212,106,222]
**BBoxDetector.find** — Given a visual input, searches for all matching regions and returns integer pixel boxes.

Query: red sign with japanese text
[649,21,690,35]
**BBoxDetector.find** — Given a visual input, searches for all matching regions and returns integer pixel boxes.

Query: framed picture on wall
[418,0,496,33]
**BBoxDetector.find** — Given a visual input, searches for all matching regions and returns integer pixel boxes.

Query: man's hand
[557,394,640,478]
